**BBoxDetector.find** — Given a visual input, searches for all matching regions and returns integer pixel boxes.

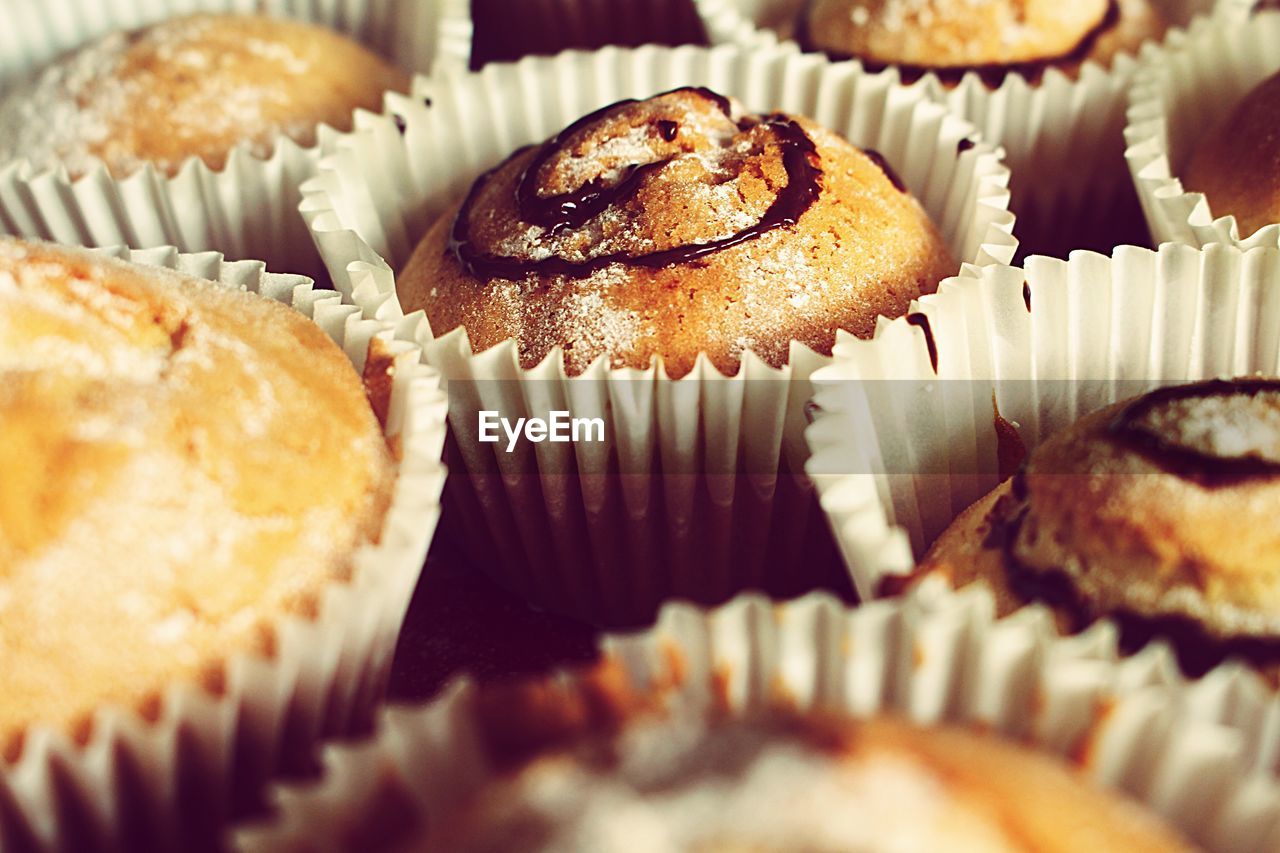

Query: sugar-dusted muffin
[0,238,394,758]
[398,86,957,378]
[800,0,1168,84]
[1184,68,1280,240]
[401,668,1190,851]
[0,14,410,178]
[917,378,1280,679]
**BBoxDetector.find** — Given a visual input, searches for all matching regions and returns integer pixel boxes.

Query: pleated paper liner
[301,43,1016,627]
[1125,9,1280,251]
[806,242,1280,597]
[0,245,449,851]
[236,591,1280,851]
[461,0,708,69]
[0,0,467,276]
[690,0,1223,257]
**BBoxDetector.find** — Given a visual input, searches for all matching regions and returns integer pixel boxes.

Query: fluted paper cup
[302,43,1016,627]
[692,0,1223,256]
[1125,9,1280,250]
[0,244,449,851]
[0,0,467,275]
[236,592,1280,851]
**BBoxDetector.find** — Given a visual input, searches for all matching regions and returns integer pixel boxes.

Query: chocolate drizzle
[906,313,938,373]
[1108,378,1280,487]
[861,149,905,193]
[447,87,826,281]
[1021,281,1032,312]
[796,0,1122,88]
[988,492,1280,677]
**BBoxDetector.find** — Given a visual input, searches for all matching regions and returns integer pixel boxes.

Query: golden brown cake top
[1185,68,1280,239]
[0,239,394,758]
[415,667,1189,852]
[399,87,955,377]
[0,13,410,178]
[920,379,1280,677]
[801,0,1166,79]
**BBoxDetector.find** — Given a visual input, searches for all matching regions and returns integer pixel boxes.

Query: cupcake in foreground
[1183,68,1280,241]
[0,13,410,178]
[292,665,1191,851]
[915,378,1280,679]
[398,86,956,378]
[0,238,395,758]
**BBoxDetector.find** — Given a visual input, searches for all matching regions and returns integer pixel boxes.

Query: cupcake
[1181,69,1280,240]
[0,238,447,848]
[239,594,1278,851]
[914,379,1280,679]
[1126,10,1280,251]
[798,0,1168,85]
[694,0,1216,258]
[0,9,429,273]
[304,46,1013,627]
[399,86,956,379]
[0,13,409,179]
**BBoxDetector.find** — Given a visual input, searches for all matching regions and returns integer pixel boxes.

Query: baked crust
[398,87,955,378]
[0,239,395,757]
[1185,68,1280,240]
[0,14,410,178]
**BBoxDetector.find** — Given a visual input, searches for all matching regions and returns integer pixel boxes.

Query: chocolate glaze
[862,149,906,193]
[907,312,938,373]
[796,0,1121,88]
[980,455,1280,677]
[656,119,679,142]
[447,87,825,281]
[1108,378,1280,487]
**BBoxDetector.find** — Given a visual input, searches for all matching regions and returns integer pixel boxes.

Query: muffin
[0,237,395,759]
[915,378,1280,679]
[318,663,1191,851]
[1183,68,1280,241]
[0,13,410,178]
[398,86,956,378]
[798,0,1169,85]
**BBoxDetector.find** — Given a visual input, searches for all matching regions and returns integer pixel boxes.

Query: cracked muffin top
[0,238,394,758]
[398,86,956,378]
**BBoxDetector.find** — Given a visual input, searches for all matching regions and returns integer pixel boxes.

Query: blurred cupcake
[238,595,1278,851]
[305,46,1014,626]
[1127,11,1280,250]
[0,238,447,849]
[798,0,1167,85]
[0,4,448,273]
[0,14,409,179]
[916,378,1280,679]
[694,0,1218,258]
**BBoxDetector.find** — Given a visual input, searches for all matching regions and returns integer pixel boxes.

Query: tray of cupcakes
[1,0,1279,850]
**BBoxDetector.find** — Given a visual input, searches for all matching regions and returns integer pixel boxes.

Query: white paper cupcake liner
[805,242,1280,717]
[0,244,449,850]
[1125,9,1280,250]
[302,43,1016,626]
[0,0,468,276]
[236,591,1280,851]
[692,0,1222,256]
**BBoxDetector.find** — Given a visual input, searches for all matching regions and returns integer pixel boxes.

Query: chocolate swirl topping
[985,481,1280,677]
[447,87,832,281]
[796,0,1122,88]
[1108,378,1280,487]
